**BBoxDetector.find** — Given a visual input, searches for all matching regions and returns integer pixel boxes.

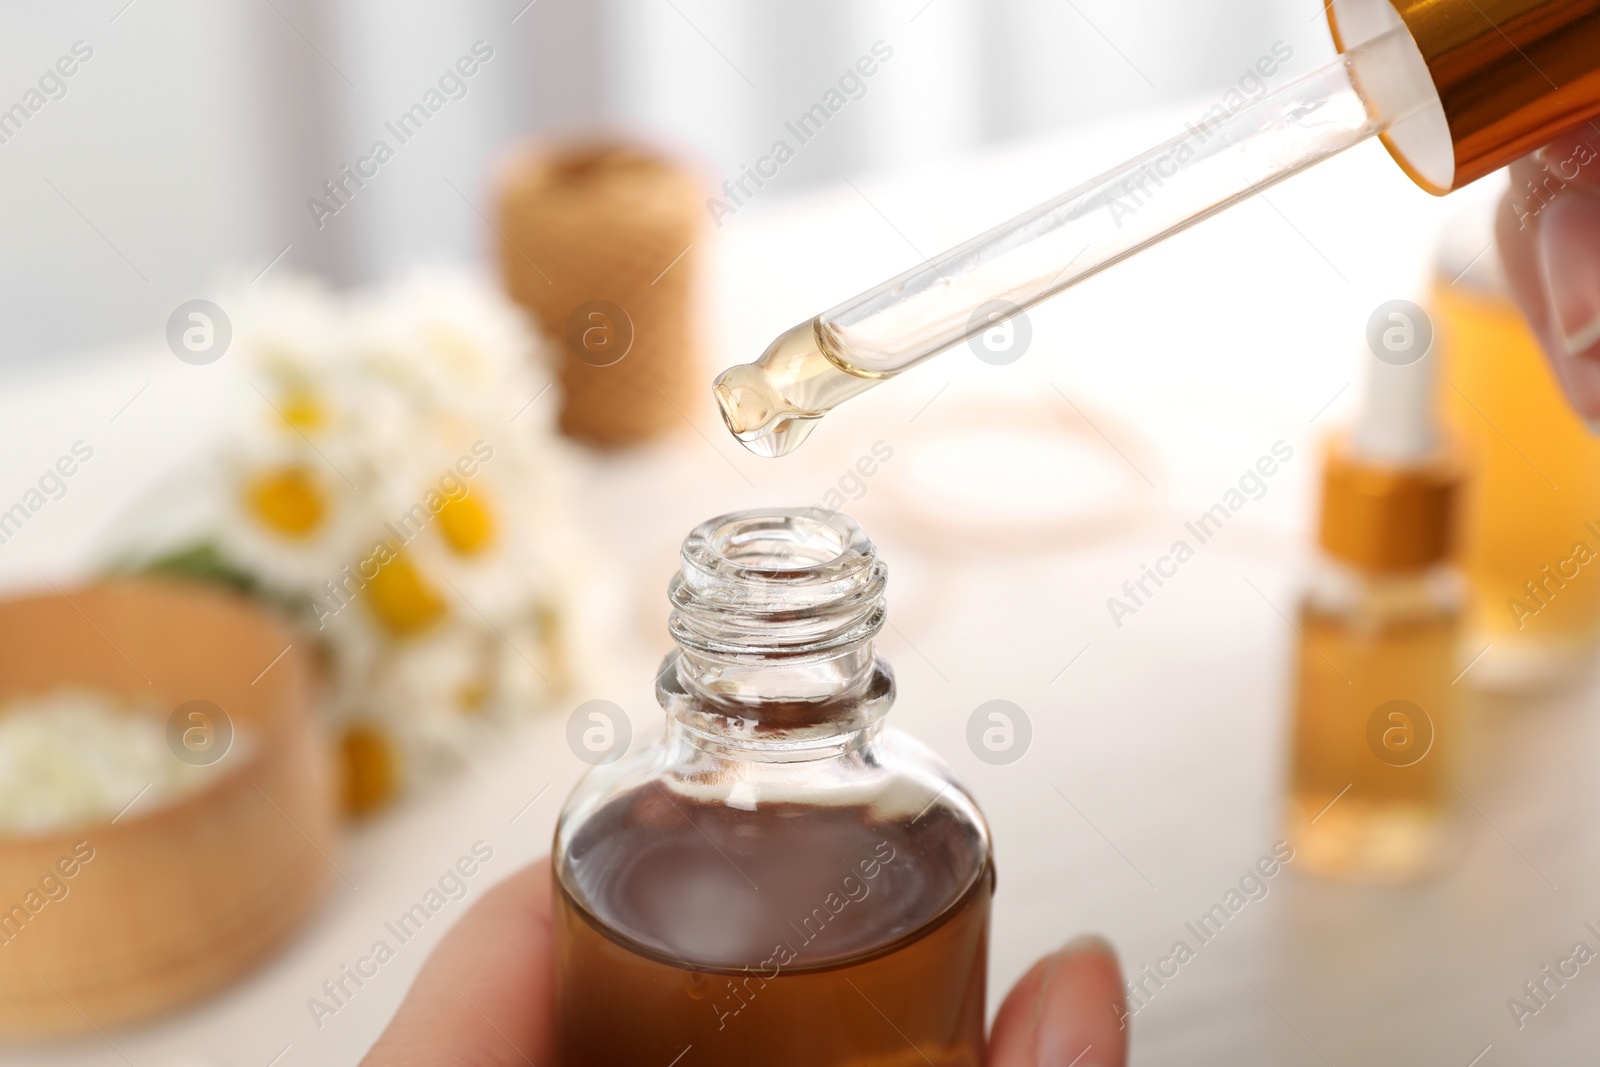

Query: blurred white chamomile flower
[117,269,583,816]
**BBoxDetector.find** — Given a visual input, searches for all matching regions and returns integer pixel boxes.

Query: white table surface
[2,102,1594,1067]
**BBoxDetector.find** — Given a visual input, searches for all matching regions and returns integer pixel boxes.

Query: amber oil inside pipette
[712,320,883,458]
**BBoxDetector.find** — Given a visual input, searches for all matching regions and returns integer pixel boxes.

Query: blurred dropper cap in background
[1318,306,1463,572]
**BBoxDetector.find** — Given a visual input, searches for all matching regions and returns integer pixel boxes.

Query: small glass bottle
[553,509,993,1065]
[1435,203,1600,691]
[1287,343,1467,883]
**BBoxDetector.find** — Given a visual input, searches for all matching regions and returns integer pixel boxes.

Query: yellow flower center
[364,550,447,637]
[339,722,399,816]
[437,493,496,556]
[245,466,325,538]
[279,386,324,431]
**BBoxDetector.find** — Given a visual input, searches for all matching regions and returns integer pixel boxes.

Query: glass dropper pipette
[711,25,1436,457]
[713,0,1600,457]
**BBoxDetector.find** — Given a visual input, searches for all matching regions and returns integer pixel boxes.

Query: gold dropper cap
[1318,436,1464,571]
[1329,0,1600,193]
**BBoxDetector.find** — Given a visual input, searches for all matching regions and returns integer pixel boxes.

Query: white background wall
[0,0,1322,373]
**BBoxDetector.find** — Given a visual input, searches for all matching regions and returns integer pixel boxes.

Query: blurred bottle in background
[1435,203,1600,693]
[1287,328,1466,884]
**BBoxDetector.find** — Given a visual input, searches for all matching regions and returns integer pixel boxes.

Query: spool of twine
[496,142,704,447]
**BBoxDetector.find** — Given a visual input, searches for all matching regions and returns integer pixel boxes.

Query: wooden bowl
[0,579,335,1037]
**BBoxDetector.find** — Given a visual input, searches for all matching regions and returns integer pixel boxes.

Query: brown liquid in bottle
[555,790,992,1066]
[1288,600,1459,881]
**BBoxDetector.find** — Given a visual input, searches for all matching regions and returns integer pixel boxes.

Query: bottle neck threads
[661,508,892,751]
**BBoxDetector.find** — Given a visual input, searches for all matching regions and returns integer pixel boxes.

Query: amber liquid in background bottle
[1288,569,1463,881]
[556,800,990,1066]
[1436,274,1600,690]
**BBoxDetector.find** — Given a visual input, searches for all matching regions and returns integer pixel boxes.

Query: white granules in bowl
[0,689,244,836]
